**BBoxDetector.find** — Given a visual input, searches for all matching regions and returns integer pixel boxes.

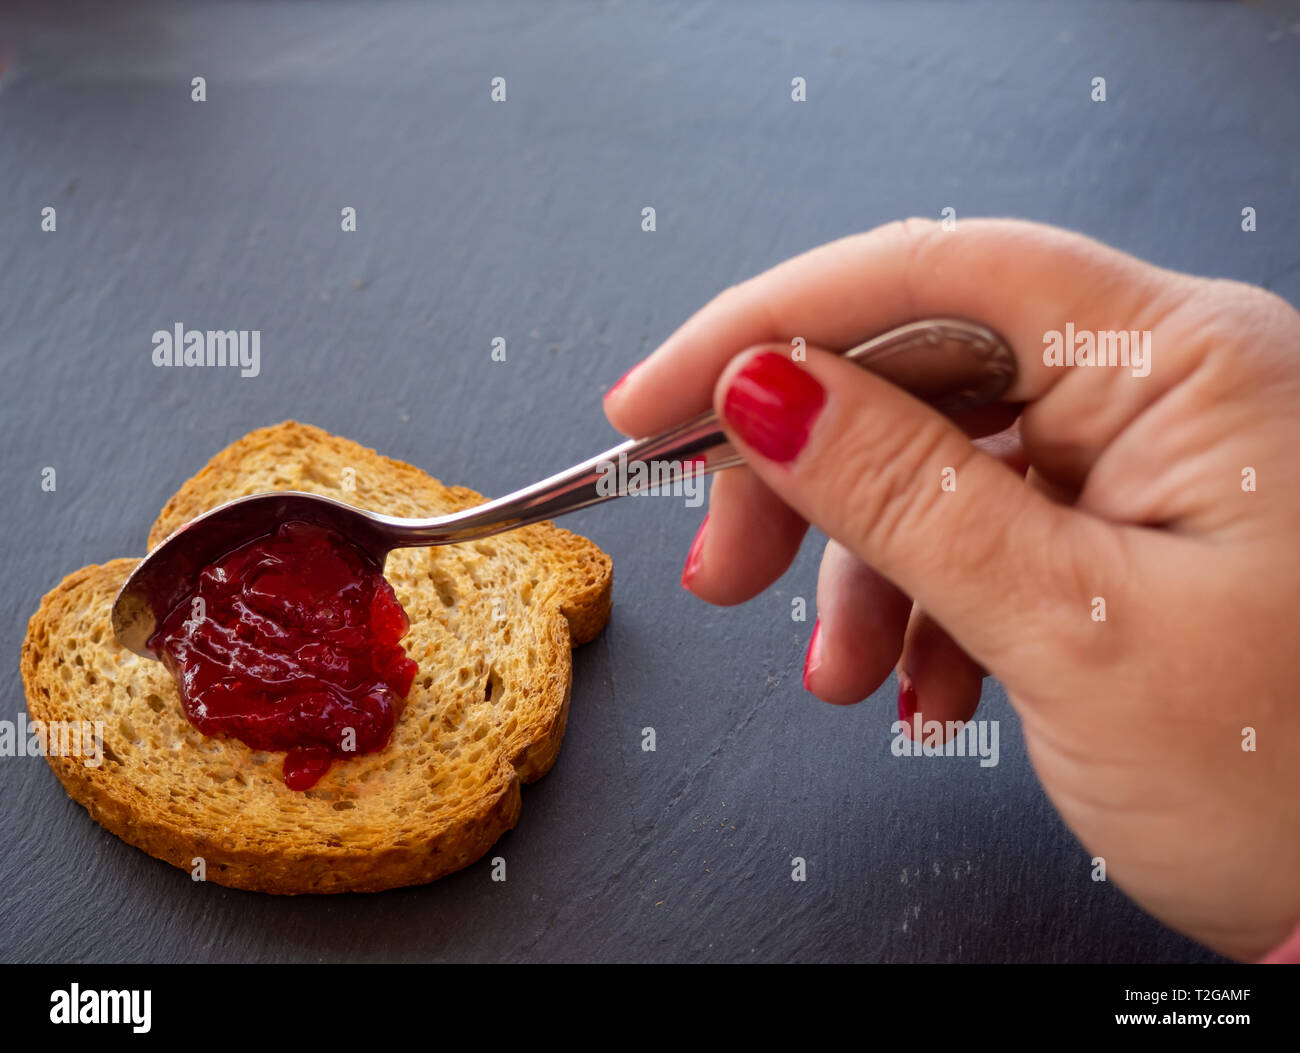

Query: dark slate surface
[2,0,1297,964]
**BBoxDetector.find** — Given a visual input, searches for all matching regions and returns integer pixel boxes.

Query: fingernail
[897,675,918,723]
[802,618,822,690]
[603,363,637,401]
[721,352,826,463]
[680,513,709,589]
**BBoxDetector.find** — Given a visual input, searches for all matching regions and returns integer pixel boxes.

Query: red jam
[149,521,418,790]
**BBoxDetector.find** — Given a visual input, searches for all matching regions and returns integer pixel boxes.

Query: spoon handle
[391,318,1017,546]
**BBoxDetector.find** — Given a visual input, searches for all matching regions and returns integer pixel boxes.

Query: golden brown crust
[20,422,612,894]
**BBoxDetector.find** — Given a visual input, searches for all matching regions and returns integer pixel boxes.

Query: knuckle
[1202,278,1300,351]
[896,215,941,240]
[894,218,944,319]
[704,280,782,342]
[833,412,963,561]
[1206,276,1296,318]
[1150,277,1300,392]
[706,282,749,315]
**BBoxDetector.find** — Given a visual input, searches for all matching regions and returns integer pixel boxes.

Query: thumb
[713,345,1114,671]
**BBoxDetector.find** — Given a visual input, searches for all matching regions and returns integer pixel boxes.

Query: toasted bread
[20,421,612,893]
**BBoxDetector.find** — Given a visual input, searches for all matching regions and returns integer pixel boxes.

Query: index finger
[603,217,1188,438]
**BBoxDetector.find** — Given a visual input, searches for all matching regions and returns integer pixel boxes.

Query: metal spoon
[112,317,1017,657]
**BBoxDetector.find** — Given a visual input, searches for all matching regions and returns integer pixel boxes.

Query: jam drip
[150,521,418,790]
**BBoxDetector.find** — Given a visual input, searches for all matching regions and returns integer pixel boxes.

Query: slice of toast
[20,421,612,894]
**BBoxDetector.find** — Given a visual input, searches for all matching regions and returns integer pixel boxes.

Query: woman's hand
[604,218,1300,961]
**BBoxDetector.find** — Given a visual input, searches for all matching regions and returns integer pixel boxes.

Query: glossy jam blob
[150,521,418,790]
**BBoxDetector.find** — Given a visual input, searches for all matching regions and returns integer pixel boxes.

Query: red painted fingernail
[721,352,826,463]
[802,618,822,690]
[680,513,709,588]
[604,363,637,401]
[897,675,918,723]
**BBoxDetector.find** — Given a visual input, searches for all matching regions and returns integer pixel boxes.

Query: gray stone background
[2,0,1298,963]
